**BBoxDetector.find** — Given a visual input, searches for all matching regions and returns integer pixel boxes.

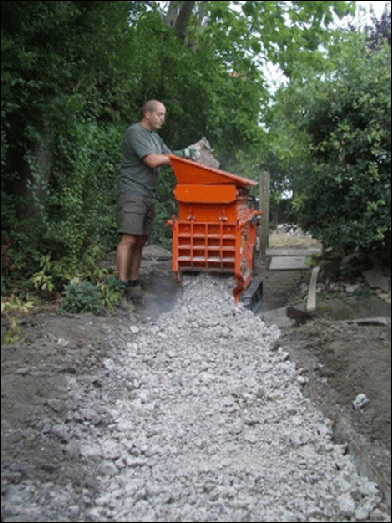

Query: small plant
[31,254,57,295]
[305,254,321,268]
[1,296,35,344]
[352,286,371,300]
[31,245,111,298]
[57,281,103,315]
[97,275,124,311]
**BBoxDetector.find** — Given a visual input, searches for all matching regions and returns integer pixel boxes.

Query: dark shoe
[128,284,143,305]
[120,287,135,311]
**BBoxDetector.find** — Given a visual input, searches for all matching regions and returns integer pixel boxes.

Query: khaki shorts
[117,193,156,236]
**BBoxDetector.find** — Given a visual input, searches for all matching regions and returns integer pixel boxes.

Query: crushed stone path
[1,274,388,522]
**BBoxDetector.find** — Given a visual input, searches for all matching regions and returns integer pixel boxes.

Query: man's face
[146,103,166,131]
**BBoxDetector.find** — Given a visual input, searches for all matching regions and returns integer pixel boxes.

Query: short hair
[142,99,162,117]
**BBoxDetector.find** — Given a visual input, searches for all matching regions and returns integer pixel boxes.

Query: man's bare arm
[143,154,171,169]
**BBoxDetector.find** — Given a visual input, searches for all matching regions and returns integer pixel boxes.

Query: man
[116,99,193,304]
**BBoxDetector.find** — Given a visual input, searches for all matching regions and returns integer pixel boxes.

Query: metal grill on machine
[167,154,261,304]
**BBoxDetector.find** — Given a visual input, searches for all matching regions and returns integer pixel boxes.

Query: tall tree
[1,0,356,294]
[266,18,391,258]
[157,1,354,73]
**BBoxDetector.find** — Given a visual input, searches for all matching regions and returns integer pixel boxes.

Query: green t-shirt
[117,123,171,198]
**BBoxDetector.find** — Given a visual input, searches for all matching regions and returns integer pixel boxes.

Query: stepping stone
[269,256,309,270]
[266,248,321,256]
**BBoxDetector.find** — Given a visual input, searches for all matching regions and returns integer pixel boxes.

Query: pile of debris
[188,137,220,169]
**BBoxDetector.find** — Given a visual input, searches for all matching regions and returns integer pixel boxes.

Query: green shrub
[57,281,103,315]
[268,33,391,258]
[42,119,120,265]
[31,244,110,296]
[97,275,124,311]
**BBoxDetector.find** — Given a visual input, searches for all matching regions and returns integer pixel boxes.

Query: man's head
[141,100,166,131]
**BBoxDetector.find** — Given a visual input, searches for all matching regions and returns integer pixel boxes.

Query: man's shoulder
[126,122,144,135]
[124,123,152,146]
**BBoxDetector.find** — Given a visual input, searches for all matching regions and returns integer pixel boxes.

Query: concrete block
[269,256,309,270]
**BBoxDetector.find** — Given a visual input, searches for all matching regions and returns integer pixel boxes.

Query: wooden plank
[306,266,320,312]
[259,171,270,260]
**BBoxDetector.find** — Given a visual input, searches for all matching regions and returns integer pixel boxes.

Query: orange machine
[167,154,261,303]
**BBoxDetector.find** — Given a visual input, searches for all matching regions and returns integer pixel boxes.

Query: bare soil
[1,245,391,515]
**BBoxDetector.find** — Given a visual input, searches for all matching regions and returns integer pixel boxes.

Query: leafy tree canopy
[265,11,391,258]
[1,0,357,297]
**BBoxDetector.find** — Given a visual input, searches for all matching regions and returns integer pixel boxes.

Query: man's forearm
[142,153,171,169]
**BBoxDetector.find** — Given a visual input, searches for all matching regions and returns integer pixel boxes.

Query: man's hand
[173,148,198,160]
[184,148,197,160]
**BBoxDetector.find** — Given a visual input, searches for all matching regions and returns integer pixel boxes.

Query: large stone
[363,270,391,292]
[188,137,220,169]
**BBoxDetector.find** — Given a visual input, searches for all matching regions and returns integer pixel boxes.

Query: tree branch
[164,1,196,41]
[174,0,196,40]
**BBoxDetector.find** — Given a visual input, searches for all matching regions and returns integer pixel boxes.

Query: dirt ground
[1,245,391,516]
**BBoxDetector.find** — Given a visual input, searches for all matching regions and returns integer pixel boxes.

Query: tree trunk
[164,1,196,41]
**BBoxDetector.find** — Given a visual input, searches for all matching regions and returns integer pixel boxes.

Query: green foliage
[57,281,103,315]
[175,1,353,78]
[1,295,35,344]
[1,227,44,297]
[31,244,109,294]
[148,165,177,248]
[5,119,122,297]
[267,29,391,258]
[46,119,120,262]
[351,285,371,300]
[1,0,357,301]
[98,276,125,311]
[1,0,131,298]
[31,247,124,312]
[56,274,124,315]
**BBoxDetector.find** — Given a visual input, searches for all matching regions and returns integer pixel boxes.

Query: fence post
[259,170,270,260]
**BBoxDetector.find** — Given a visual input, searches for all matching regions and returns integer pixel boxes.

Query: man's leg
[128,235,148,282]
[117,234,137,282]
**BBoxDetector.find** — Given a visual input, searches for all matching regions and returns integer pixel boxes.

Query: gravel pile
[1,274,386,522]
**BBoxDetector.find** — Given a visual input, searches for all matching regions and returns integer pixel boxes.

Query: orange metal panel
[174,184,238,204]
[177,202,235,221]
[168,154,256,188]
[177,198,254,222]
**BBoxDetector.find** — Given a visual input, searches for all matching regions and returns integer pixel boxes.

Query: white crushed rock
[1,274,387,522]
